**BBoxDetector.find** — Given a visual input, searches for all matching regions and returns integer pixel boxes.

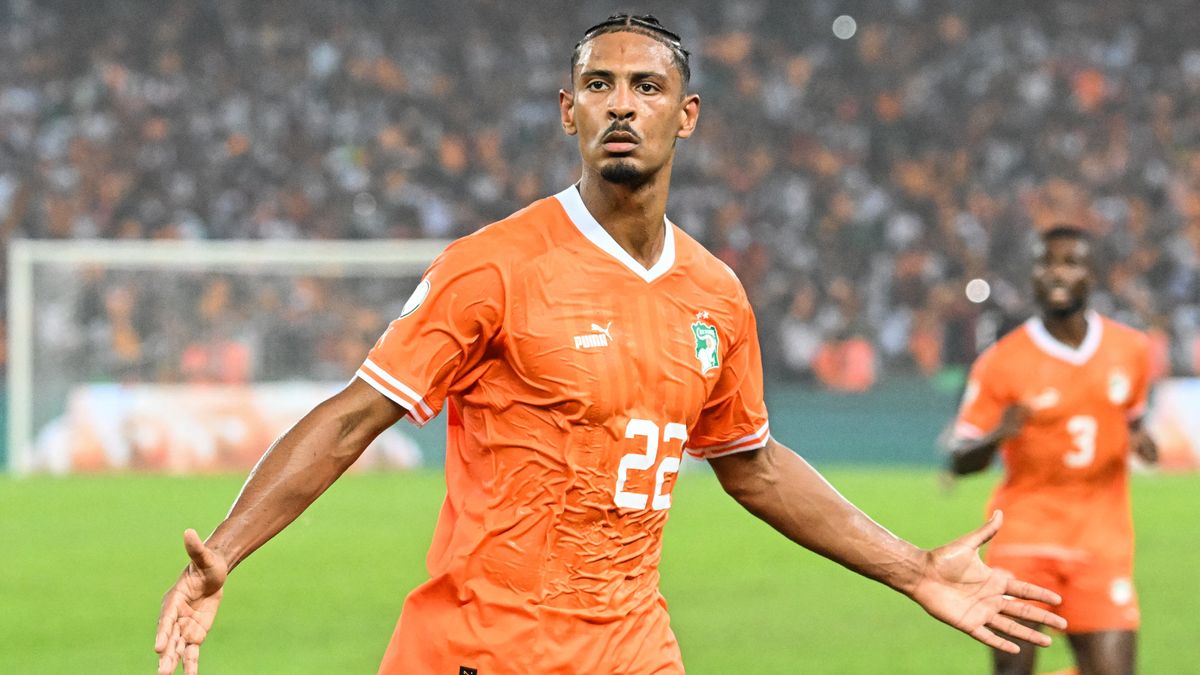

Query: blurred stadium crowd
[3,0,1200,389]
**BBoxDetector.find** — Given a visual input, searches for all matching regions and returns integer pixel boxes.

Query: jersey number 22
[615,418,686,510]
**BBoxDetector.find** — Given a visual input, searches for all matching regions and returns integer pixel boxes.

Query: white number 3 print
[1064,415,1097,468]
[615,418,687,510]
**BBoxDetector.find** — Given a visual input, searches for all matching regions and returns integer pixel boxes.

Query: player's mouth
[1046,284,1072,303]
[601,130,639,154]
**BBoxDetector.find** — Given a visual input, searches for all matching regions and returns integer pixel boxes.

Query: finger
[183,529,219,572]
[184,643,201,675]
[959,510,1003,550]
[155,598,179,653]
[1004,578,1063,607]
[171,624,185,661]
[1001,598,1068,630]
[158,651,178,675]
[969,625,1020,654]
[161,625,184,675]
[987,616,1051,647]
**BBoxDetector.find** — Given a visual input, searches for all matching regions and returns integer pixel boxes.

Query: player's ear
[676,93,700,140]
[560,89,577,136]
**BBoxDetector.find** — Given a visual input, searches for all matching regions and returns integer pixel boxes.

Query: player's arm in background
[1127,332,1158,464]
[947,404,1028,475]
[1129,417,1157,463]
[945,348,1025,476]
[155,239,504,675]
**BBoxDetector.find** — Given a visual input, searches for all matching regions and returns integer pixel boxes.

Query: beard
[1044,298,1086,318]
[599,160,648,187]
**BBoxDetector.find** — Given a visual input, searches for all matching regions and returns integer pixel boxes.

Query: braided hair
[570,13,691,87]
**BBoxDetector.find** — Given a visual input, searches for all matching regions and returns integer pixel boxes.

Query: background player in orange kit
[949,225,1158,675]
[156,14,1067,675]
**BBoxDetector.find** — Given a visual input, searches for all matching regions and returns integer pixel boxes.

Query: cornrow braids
[570,13,691,88]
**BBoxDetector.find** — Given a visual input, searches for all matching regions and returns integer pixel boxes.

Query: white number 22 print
[615,418,687,510]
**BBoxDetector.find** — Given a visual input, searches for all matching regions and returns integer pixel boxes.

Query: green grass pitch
[2,468,1197,673]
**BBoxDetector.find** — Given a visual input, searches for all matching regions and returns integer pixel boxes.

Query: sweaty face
[561,32,697,187]
[1032,236,1093,317]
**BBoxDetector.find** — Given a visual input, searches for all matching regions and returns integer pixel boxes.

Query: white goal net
[6,238,448,475]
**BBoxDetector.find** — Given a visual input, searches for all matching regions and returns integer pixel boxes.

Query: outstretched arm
[197,377,403,569]
[155,378,404,674]
[709,437,1066,653]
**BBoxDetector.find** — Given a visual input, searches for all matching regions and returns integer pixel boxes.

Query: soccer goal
[6,238,448,475]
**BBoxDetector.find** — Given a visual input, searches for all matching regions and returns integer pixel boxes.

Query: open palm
[911,511,1067,653]
[155,529,228,675]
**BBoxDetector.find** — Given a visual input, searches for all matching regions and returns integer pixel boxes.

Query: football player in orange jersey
[156,14,1066,675]
[949,225,1158,675]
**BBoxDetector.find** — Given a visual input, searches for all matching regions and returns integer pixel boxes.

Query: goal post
[6,238,449,475]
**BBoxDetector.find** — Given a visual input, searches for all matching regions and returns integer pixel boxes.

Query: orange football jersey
[955,312,1150,565]
[356,185,770,674]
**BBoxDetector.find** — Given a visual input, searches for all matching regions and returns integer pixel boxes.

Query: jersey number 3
[615,418,686,510]
[1064,414,1098,468]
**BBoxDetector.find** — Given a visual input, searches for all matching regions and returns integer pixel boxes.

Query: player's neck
[577,169,670,269]
[1039,309,1090,348]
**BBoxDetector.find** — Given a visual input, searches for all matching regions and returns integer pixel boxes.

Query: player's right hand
[1130,428,1158,464]
[155,529,228,675]
[995,403,1031,441]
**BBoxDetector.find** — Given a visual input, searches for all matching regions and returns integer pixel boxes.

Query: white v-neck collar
[1025,310,1103,366]
[553,184,676,283]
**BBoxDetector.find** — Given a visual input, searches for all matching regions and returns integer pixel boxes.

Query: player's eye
[636,82,660,94]
[586,80,608,91]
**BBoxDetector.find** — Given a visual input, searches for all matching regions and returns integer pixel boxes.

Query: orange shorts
[988,554,1140,634]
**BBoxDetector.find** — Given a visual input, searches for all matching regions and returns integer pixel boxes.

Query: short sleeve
[356,240,504,426]
[954,348,1008,440]
[686,296,770,459]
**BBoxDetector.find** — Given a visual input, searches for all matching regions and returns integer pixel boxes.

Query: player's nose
[607,85,636,120]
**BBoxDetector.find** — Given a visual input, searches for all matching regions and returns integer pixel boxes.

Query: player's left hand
[155,529,228,675]
[1130,429,1158,464]
[909,511,1067,653]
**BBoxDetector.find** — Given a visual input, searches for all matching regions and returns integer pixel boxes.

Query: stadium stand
[1,0,1198,387]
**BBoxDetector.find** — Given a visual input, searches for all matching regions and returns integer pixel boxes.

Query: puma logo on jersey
[1026,387,1061,411]
[574,322,613,349]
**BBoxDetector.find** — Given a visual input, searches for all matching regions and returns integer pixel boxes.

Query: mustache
[602,123,640,140]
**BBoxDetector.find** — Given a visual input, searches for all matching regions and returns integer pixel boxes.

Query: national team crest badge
[691,312,720,374]
[1108,370,1130,405]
